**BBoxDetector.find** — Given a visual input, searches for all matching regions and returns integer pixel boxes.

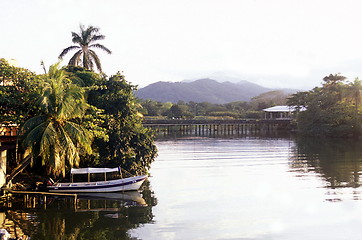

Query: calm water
[3,136,362,239]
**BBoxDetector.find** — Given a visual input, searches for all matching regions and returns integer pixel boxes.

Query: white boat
[47,167,148,193]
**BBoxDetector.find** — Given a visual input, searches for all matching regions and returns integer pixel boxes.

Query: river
[3,135,362,239]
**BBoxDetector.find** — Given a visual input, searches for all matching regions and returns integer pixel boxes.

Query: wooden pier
[3,189,78,209]
[143,119,293,136]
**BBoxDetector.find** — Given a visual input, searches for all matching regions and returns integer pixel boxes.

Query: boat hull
[47,175,147,193]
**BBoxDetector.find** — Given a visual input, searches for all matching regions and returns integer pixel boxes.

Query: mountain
[135,78,274,104]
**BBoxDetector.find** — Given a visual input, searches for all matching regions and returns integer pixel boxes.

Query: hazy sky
[3,0,362,89]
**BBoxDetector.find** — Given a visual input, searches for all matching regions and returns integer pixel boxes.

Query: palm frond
[82,25,99,44]
[71,32,82,44]
[59,46,80,59]
[48,62,67,81]
[59,85,87,119]
[20,63,93,177]
[90,34,105,42]
[58,125,79,169]
[39,122,59,166]
[22,120,50,159]
[64,121,92,150]
[48,146,63,176]
[89,50,102,72]
[68,50,83,66]
[21,115,47,135]
[82,51,94,70]
[38,78,62,115]
[89,43,112,54]
[61,25,110,71]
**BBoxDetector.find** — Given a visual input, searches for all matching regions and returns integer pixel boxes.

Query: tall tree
[21,63,93,177]
[59,25,111,72]
[85,72,157,174]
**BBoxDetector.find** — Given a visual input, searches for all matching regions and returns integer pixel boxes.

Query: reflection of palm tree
[59,25,111,72]
[21,63,92,177]
[1,185,158,239]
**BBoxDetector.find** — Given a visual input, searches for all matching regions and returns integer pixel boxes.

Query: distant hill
[249,90,294,110]
[135,78,275,104]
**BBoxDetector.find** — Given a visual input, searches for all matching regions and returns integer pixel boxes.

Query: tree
[292,74,362,137]
[59,25,112,72]
[21,63,93,177]
[168,105,183,119]
[0,58,39,124]
[81,71,157,174]
[138,99,171,116]
[345,78,362,115]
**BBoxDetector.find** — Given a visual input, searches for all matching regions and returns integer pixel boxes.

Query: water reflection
[0,183,157,240]
[133,136,362,239]
[155,129,292,140]
[290,137,362,201]
[4,135,362,239]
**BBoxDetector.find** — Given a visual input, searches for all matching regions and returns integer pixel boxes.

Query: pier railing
[0,119,293,138]
[143,119,293,136]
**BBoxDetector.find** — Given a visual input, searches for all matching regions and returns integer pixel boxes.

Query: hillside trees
[140,100,172,116]
[138,90,291,119]
[138,99,272,119]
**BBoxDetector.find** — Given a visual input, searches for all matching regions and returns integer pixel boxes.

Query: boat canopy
[71,167,120,175]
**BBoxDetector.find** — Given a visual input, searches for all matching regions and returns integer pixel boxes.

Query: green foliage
[0,58,39,124]
[1,62,158,177]
[166,104,193,119]
[21,64,93,177]
[64,65,103,87]
[138,99,268,119]
[289,73,362,138]
[138,90,291,120]
[243,111,263,119]
[139,99,171,116]
[69,69,157,175]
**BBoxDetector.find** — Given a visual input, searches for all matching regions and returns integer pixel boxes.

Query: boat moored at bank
[47,167,147,193]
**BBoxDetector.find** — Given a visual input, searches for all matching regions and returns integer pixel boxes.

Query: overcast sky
[3,0,362,90]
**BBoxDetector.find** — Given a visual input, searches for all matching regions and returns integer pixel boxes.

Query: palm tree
[21,63,93,177]
[59,25,111,72]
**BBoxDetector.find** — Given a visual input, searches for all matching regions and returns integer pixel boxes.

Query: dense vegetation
[0,59,157,179]
[0,25,157,180]
[0,59,39,125]
[287,74,362,137]
[140,73,362,138]
[2,22,361,182]
[139,90,290,119]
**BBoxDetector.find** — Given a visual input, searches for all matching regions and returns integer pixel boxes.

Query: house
[263,105,306,120]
